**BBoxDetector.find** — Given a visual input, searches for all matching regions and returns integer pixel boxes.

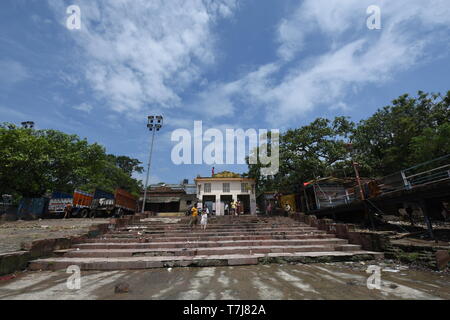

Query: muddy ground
[0,261,449,300]
[0,218,110,254]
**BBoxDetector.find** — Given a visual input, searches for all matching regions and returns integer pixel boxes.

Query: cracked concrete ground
[1,262,449,300]
[0,218,110,254]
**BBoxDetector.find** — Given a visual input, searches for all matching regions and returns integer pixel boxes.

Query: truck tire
[71,210,80,218]
[81,209,89,218]
[115,208,124,218]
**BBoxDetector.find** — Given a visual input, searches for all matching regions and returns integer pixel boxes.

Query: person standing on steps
[201,205,209,230]
[189,203,199,229]
[284,203,292,217]
[231,200,237,216]
[266,202,272,216]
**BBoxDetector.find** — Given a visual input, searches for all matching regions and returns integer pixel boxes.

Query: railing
[314,183,358,209]
[402,154,450,189]
[313,154,450,210]
[317,190,358,209]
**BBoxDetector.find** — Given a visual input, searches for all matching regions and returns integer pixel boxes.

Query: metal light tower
[141,115,163,213]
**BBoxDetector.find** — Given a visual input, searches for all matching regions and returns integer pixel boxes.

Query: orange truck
[114,189,138,213]
[48,188,137,218]
[48,190,93,218]
[89,188,138,218]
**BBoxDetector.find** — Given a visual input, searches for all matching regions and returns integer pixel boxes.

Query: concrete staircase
[29,216,383,271]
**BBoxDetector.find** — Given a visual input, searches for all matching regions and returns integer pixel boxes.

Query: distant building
[195,171,257,215]
[141,183,197,213]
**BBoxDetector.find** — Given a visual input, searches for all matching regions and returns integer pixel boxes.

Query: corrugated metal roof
[145,196,183,203]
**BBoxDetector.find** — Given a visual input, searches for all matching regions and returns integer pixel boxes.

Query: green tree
[409,123,450,164]
[0,124,143,199]
[246,117,354,195]
[107,155,144,177]
[351,91,450,176]
[247,90,450,196]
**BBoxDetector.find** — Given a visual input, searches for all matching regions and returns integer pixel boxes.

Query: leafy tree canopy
[247,91,450,195]
[351,91,450,176]
[247,117,354,195]
[0,124,143,199]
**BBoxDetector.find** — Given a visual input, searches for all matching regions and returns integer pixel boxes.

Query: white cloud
[194,0,450,126]
[276,0,450,60]
[0,59,30,84]
[45,0,450,128]
[330,102,350,112]
[48,0,239,119]
[73,103,93,113]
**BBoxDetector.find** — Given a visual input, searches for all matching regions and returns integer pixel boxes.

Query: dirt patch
[0,218,109,254]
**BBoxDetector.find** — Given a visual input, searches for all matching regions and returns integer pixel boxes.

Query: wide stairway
[29,216,382,271]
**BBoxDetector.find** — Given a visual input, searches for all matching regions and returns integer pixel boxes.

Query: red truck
[89,188,138,218]
[48,189,137,218]
[48,190,93,218]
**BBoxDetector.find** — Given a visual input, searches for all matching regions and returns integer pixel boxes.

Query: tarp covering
[145,197,181,204]
[17,198,49,218]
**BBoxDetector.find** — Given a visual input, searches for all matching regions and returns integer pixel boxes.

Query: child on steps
[201,205,209,230]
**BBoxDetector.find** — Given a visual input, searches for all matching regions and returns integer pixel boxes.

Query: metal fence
[317,154,450,209]
[402,154,450,189]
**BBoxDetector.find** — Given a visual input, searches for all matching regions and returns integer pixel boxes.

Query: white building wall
[196,180,256,215]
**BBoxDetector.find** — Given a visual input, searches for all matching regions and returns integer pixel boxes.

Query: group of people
[224,200,244,216]
[265,201,292,217]
[188,202,209,230]
[187,200,247,229]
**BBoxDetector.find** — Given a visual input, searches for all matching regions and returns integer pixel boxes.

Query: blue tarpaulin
[17,198,49,218]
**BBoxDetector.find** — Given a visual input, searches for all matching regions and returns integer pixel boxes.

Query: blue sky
[1,0,450,184]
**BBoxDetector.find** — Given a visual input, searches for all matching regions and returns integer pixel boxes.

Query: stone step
[74,238,349,250]
[125,225,316,231]
[141,216,292,222]
[87,233,336,243]
[123,224,312,231]
[335,244,362,251]
[27,216,384,272]
[106,230,328,238]
[121,227,316,234]
[115,230,323,237]
[114,230,326,239]
[29,251,384,271]
[63,244,351,258]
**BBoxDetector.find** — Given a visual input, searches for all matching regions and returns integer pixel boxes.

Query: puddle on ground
[0,262,449,300]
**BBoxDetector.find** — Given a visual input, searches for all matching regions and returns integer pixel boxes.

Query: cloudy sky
[1,0,449,184]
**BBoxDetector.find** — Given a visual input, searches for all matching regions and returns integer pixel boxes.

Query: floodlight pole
[141,116,163,214]
[142,129,156,213]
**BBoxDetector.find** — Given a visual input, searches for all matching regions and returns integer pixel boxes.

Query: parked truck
[47,190,93,218]
[1,194,13,216]
[36,188,138,219]
[89,188,138,218]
